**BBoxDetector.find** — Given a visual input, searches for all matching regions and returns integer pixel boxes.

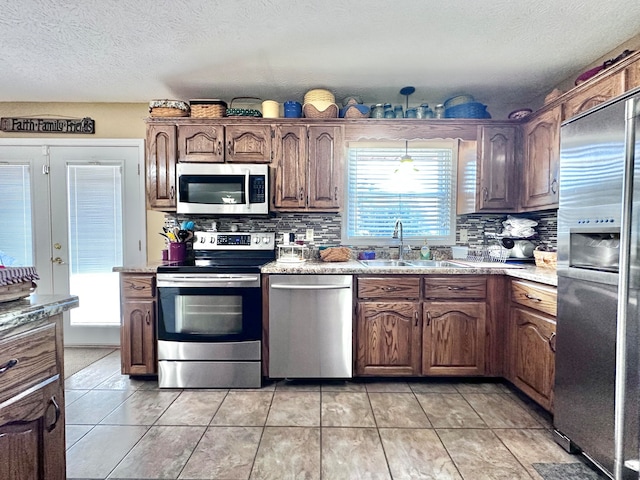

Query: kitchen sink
[358,259,472,268]
[358,260,413,267]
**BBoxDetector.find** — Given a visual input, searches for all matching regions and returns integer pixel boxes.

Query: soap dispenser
[420,240,432,260]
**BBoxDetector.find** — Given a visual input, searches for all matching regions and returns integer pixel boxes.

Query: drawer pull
[0,358,19,375]
[426,311,432,326]
[334,186,338,201]
[46,396,61,432]
[383,286,399,292]
[170,186,175,200]
[129,284,146,290]
[447,286,467,291]
[548,332,557,352]
[525,293,542,302]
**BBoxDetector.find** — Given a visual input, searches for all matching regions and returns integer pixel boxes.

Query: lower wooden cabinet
[356,301,422,376]
[423,301,486,375]
[507,279,557,412]
[120,273,157,375]
[0,314,66,480]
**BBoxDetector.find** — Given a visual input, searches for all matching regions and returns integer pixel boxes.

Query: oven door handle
[157,275,260,286]
[270,284,351,290]
[244,168,251,211]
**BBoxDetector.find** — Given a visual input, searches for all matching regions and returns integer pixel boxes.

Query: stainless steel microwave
[176,163,269,215]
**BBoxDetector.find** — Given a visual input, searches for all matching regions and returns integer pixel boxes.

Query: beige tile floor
[64,350,597,480]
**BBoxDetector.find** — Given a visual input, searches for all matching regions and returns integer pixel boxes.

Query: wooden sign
[1,117,95,134]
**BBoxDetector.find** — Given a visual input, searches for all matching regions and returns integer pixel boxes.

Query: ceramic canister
[262,100,280,118]
[283,100,302,118]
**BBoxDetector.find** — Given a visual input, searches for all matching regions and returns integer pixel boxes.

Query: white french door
[0,139,145,346]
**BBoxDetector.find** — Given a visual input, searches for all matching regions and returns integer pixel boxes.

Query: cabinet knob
[227,141,232,156]
[482,187,489,201]
[334,186,338,201]
[145,310,151,325]
[170,186,175,199]
[548,332,557,352]
[426,311,432,326]
[551,179,558,194]
[299,187,304,201]
[217,141,222,156]
[414,311,419,326]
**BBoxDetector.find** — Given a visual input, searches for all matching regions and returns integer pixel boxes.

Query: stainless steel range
[156,231,275,388]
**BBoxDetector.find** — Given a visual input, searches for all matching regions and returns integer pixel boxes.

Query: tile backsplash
[166,210,557,259]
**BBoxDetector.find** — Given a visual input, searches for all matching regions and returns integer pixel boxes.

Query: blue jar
[283,101,302,118]
[394,105,404,118]
[371,104,385,119]
[405,108,417,118]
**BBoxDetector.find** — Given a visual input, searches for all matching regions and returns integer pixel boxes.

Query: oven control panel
[193,231,275,250]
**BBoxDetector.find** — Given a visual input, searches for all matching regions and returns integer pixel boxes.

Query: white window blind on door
[345,142,457,244]
[67,164,123,326]
[0,164,33,266]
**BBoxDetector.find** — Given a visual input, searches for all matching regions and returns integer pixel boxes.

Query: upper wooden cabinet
[521,105,561,210]
[272,124,343,212]
[146,124,177,210]
[225,124,273,163]
[563,71,626,121]
[456,125,517,214]
[477,125,518,211]
[177,124,224,163]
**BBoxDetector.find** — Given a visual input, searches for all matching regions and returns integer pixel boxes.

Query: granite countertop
[261,260,558,286]
[0,294,80,335]
[114,260,557,287]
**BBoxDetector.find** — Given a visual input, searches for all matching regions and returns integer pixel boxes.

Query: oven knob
[253,237,261,244]
[262,236,270,244]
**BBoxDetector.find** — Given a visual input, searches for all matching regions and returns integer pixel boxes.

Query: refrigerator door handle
[613,96,638,480]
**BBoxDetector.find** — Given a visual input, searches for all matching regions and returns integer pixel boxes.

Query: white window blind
[0,164,33,266]
[344,141,457,245]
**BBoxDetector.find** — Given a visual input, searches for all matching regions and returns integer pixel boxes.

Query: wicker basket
[444,102,491,119]
[303,103,339,118]
[534,250,557,270]
[343,105,370,118]
[0,281,35,303]
[190,99,227,118]
[149,107,190,117]
[149,100,190,117]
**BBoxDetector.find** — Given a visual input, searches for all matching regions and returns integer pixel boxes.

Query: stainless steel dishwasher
[268,275,353,378]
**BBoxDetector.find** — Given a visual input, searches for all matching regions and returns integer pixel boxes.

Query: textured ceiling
[1,0,640,117]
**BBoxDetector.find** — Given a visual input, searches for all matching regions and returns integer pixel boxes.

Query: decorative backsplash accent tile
[165,209,558,259]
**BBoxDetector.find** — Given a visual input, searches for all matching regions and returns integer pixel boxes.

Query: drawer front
[0,323,58,405]
[357,277,420,299]
[121,274,156,299]
[423,276,487,299]
[511,280,557,316]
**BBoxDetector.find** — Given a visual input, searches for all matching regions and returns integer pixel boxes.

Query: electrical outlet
[459,228,468,243]
[305,228,314,241]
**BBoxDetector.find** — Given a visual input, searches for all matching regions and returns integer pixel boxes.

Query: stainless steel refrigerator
[555,87,640,480]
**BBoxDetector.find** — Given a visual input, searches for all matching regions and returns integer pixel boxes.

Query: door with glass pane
[0,141,145,346]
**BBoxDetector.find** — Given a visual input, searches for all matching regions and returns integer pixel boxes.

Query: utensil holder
[168,242,186,262]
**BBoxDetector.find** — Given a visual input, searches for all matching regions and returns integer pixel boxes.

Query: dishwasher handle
[270,284,351,291]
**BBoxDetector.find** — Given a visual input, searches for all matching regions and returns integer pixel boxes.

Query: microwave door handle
[244,169,251,211]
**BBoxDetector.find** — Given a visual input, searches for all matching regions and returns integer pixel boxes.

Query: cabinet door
[177,124,224,163]
[509,307,556,411]
[477,126,517,211]
[225,125,273,163]
[356,302,421,376]
[121,299,157,375]
[521,106,561,209]
[563,71,625,120]
[272,125,307,209]
[422,301,486,376]
[146,124,177,210]
[308,125,342,210]
[0,379,65,480]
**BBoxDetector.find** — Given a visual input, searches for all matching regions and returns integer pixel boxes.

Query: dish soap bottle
[420,240,432,260]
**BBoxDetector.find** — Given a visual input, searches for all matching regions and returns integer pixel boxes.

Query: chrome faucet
[392,219,405,260]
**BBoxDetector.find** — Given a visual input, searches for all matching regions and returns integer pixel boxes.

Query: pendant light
[394,140,418,175]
